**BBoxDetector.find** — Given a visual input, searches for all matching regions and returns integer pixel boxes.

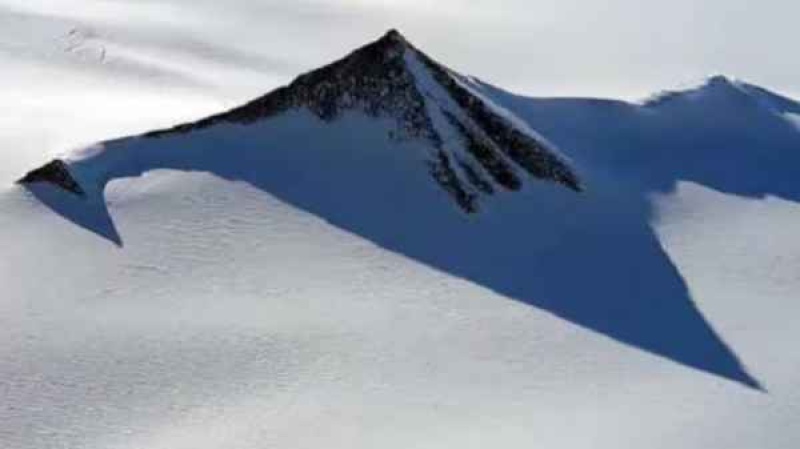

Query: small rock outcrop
[18,160,84,196]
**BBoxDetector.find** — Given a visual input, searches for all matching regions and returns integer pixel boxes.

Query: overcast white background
[2,0,798,100]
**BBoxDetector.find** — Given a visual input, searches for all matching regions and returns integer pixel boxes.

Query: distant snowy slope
[480,75,800,202]
[3,27,800,449]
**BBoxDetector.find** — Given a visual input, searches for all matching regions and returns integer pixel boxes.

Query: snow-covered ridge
[642,74,800,114]
[19,29,582,213]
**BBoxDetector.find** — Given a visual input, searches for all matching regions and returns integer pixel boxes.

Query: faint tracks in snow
[62,27,107,63]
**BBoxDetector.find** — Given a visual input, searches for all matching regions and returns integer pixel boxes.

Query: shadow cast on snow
[25,183,123,247]
[26,85,800,392]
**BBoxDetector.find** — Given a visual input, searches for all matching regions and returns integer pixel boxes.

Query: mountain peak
[705,74,737,87]
[645,74,752,107]
[352,28,414,61]
[380,28,409,45]
[19,30,582,213]
[699,74,751,97]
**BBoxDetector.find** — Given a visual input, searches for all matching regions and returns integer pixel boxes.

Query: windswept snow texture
[3,21,800,449]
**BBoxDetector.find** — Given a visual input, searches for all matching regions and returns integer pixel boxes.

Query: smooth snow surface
[2,6,800,449]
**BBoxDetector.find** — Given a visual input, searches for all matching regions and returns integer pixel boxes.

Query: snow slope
[2,19,800,449]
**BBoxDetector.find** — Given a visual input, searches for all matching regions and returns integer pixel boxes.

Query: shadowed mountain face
[480,76,800,204]
[19,30,800,390]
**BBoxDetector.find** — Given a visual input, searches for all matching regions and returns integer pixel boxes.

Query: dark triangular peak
[20,29,582,213]
[141,29,581,211]
[145,28,438,143]
[376,28,412,50]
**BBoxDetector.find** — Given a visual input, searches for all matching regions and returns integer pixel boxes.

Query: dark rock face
[17,160,84,196]
[442,110,522,192]
[429,149,479,213]
[145,30,439,145]
[21,29,582,212]
[417,51,582,193]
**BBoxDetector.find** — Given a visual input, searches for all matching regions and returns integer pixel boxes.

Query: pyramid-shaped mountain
[20,29,581,213]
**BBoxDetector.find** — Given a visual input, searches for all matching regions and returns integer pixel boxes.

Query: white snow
[5,168,796,449]
[2,4,800,449]
[786,113,800,131]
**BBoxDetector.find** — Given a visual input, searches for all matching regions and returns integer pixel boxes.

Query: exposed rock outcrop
[18,160,84,196]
